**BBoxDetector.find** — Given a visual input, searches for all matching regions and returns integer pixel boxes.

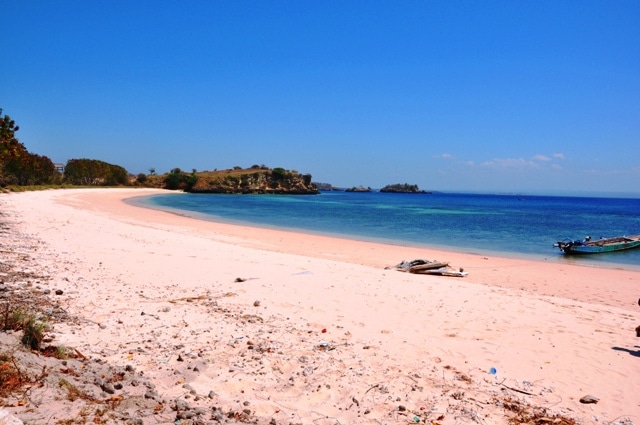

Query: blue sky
[3,1,639,195]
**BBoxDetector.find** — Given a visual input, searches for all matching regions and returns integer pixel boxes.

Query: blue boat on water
[555,234,640,254]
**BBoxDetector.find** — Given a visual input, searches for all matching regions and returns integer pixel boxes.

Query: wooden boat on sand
[554,235,640,254]
[392,259,468,277]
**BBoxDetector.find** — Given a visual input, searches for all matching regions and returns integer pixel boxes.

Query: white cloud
[481,158,539,169]
[436,153,475,166]
[532,154,551,161]
[532,153,565,162]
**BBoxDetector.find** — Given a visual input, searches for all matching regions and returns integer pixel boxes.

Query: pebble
[101,383,115,394]
[173,399,191,411]
[579,394,599,404]
[183,383,197,395]
[176,411,195,420]
[144,389,158,400]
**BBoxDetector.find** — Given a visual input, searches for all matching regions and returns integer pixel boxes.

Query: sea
[128,191,640,270]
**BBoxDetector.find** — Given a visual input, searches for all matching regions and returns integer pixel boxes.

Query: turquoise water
[129,191,640,269]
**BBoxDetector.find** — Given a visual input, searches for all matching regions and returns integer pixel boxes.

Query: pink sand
[4,188,640,423]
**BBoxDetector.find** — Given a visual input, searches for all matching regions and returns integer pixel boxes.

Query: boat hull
[556,235,640,254]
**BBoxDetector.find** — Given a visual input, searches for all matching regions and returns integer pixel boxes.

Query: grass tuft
[21,315,48,351]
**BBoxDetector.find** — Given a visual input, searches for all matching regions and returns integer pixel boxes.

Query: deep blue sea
[129,191,640,269]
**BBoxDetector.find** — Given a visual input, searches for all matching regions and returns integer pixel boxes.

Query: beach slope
[1,188,638,424]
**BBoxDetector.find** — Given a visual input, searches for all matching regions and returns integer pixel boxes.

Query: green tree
[63,159,128,186]
[1,110,25,185]
[303,173,312,186]
[164,172,182,190]
[162,168,198,191]
[184,170,198,191]
[272,167,286,178]
[1,109,58,186]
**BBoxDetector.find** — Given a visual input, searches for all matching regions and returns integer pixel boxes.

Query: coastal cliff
[185,167,318,194]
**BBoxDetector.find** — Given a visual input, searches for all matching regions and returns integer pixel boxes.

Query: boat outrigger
[554,235,640,254]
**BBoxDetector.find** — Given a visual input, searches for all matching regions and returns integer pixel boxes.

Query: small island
[314,182,343,191]
[379,183,431,194]
[345,186,372,192]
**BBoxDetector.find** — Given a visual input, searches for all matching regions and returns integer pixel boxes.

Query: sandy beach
[1,188,638,425]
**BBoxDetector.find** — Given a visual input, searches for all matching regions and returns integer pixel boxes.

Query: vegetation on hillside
[2,109,432,195]
[0,110,318,194]
[149,165,318,194]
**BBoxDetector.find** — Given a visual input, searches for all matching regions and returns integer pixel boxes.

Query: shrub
[164,172,183,190]
[271,167,287,180]
[21,316,47,350]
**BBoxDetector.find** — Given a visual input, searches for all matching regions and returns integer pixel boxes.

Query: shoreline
[117,189,639,310]
[130,190,640,273]
[2,188,639,424]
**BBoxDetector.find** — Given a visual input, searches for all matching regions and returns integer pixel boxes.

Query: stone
[101,383,115,394]
[144,389,158,400]
[183,383,197,395]
[579,394,599,404]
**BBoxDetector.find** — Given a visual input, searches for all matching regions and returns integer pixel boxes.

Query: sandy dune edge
[1,188,638,424]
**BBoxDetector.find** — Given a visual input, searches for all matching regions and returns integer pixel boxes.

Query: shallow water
[130,191,640,269]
